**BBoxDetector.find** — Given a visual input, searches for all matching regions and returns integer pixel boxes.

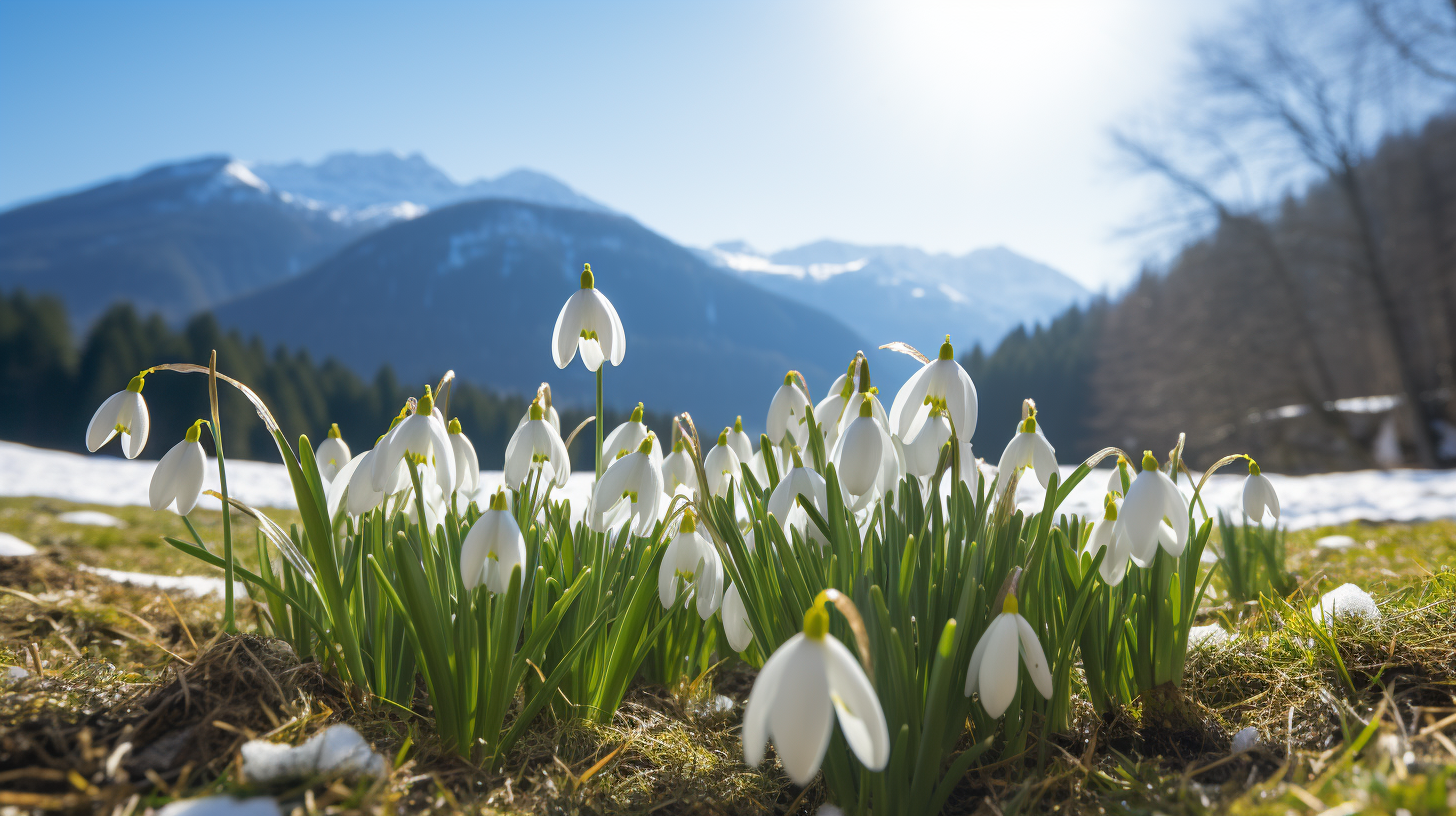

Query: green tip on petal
[637,436,654,455]
[580,263,594,289]
[859,396,873,418]
[718,428,729,446]
[734,415,743,432]
[1247,457,1261,476]
[629,402,644,423]
[126,375,145,393]
[680,506,696,533]
[328,423,341,439]
[448,418,462,434]
[185,419,206,443]
[1002,593,1018,615]
[530,400,544,421]
[939,335,954,361]
[418,392,434,416]
[1141,450,1159,472]
[803,603,829,640]
[1020,415,1037,433]
[937,619,957,658]
[782,371,794,386]
[1104,494,1119,520]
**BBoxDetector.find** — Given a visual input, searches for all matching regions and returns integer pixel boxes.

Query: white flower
[1083,496,1132,586]
[517,383,562,433]
[552,263,626,371]
[602,403,664,471]
[904,409,952,478]
[1105,456,1132,496]
[888,336,978,442]
[1242,459,1280,524]
[661,438,699,498]
[86,375,150,459]
[658,508,724,619]
[460,491,526,594]
[814,360,859,450]
[149,420,206,515]
[964,593,1053,718]
[722,582,753,652]
[726,415,756,466]
[743,601,890,785]
[344,448,389,516]
[994,414,1058,497]
[588,435,665,537]
[314,424,352,483]
[1121,451,1190,564]
[704,429,742,498]
[504,400,570,489]
[446,419,480,494]
[767,372,813,449]
[767,454,829,548]
[372,389,455,496]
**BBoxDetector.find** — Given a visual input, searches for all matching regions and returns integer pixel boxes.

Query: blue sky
[0,1,1232,288]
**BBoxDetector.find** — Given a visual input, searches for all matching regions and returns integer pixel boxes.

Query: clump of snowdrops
[86,262,1279,813]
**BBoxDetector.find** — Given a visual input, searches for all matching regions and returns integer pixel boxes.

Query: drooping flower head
[517,382,562,433]
[889,336,978,443]
[1083,494,1132,586]
[372,386,455,496]
[552,263,626,371]
[315,424,352,482]
[588,435,665,537]
[1242,457,1280,524]
[815,357,861,451]
[602,403,663,470]
[460,490,527,594]
[743,593,890,785]
[767,449,829,549]
[661,435,699,498]
[87,374,150,459]
[447,418,481,494]
[964,591,1053,718]
[658,507,724,619]
[704,428,742,499]
[1106,454,1132,496]
[150,419,207,515]
[1121,450,1190,565]
[722,581,753,652]
[726,415,756,466]
[504,398,570,489]
[994,410,1058,498]
[767,371,813,449]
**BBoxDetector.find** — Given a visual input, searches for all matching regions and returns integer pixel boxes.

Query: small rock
[241,724,387,784]
[816,806,845,816]
[56,510,127,528]
[1313,583,1381,627]
[1315,535,1357,551]
[0,532,37,557]
[1188,624,1230,648]
[1231,726,1260,753]
[3,665,30,686]
[157,796,281,816]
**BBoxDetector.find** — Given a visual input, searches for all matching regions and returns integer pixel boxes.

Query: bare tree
[1358,0,1456,85]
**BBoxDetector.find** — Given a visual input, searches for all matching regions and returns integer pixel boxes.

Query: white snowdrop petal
[964,615,991,696]
[173,442,206,515]
[123,393,150,459]
[1014,614,1054,699]
[978,615,1021,719]
[86,391,127,452]
[149,440,188,512]
[822,637,890,771]
[1031,432,1058,489]
[889,364,933,439]
[742,633,798,768]
[766,640,834,786]
[722,583,753,652]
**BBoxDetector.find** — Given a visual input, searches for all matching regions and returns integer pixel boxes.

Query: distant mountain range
[0,150,1090,427]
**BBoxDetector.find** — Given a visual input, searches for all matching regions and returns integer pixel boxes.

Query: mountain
[0,156,372,325]
[213,199,866,431]
[698,240,1090,379]
[249,152,611,220]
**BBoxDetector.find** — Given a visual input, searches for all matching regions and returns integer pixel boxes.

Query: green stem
[595,366,604,482]
[208,350,235,633]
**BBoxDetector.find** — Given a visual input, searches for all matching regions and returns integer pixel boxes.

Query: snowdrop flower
[704,429,742,498]
[767,451,829,547]
[504,399,570,488]
[1121,451,1190,564]
[1083,495,1132,586]
[743,596,889,785]
[814,359,859,450]
[314,424,351,482]
[86,374,150,459]
[726,415,756,466]
[149,420,207,515]
[832,397,884,501]
[964,592,1053,718]
[658,508,724,619]
[372,387,454,495]
[446,419,480,495]
[552,263,625,371]
[516,383,561,433]
[602,403,664,470]
[460,490,526,594]
[1242,458,1280,524]
[994,413,1058,498]
[722,582,753,652]
[345,448,388,516]
[904,403,951,478]
[1106,455,1132,496]
[588,436,665,537]
[767,372,813,449]
[888,336,978,442]
[661,437,699,498]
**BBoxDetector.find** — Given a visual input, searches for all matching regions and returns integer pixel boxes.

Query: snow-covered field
[3,440,1456,532]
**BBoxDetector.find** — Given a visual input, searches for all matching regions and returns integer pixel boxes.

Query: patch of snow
[4,665,30,686]
[241,724,387,783]
[79,565,247,599]
[704,246,868,281]
[937,282,967,304]
[157,796,281,816]
[1313,583,1381,626]
[221,161,270,192]
[1188,624,1230,648]
[0,532,37,557]
[1315,534,1358,551]
[1231,726,1261,753]
[56,510,126,528]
